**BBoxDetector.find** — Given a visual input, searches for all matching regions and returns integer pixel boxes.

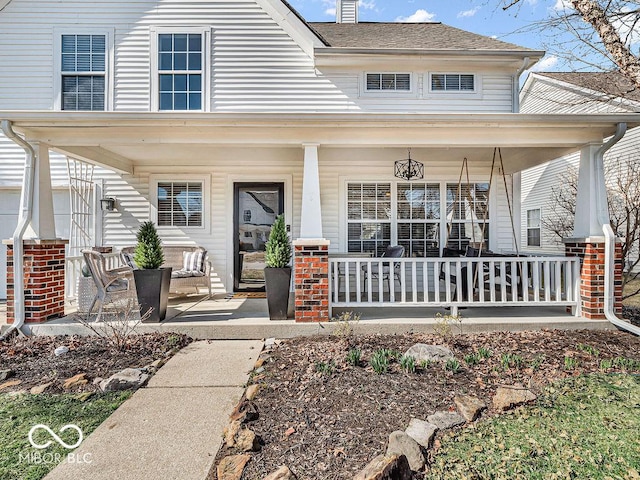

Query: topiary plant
[265,214,291,268]
[133,221,165,269]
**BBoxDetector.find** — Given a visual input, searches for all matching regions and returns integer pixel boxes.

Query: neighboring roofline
[315,47,545,58]
[276,0,330,46]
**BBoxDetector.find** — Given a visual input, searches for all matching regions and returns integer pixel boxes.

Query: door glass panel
[235,184,284,291]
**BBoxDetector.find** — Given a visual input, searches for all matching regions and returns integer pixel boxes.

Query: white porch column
[299,143,323,239]
[574,143,608,238]
[24,143,57,240]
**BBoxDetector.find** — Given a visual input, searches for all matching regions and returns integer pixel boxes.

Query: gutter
[512,56,530,113]
[596,122,640,335]
[314,47,546,58]
[0,120,35,339]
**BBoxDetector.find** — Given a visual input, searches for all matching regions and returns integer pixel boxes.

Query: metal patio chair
[81,249,136,322]
[362,245,405,294]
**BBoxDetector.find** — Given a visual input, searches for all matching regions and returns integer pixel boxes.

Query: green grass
[0,392,130,480]
[426,374,640,480]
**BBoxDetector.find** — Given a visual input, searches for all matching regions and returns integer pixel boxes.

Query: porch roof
[2,111,640,175]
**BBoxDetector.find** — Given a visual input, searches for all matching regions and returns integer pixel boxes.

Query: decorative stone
[236,428,261,452]
[0,369,14,381]
[63,373,88,390]
[0,379,22,391]
[493,384,537,411]
[404,344,454,363]
[246,384,260,400]
[217,454,251,480]
[405,418,438,448]
[454,395,487,422]
[354,454,412,480]
[100,368,149,392]
[30,382,53,395]
[224,420,242,448]
[54,346,69,356]
[265,338,276,348]
[263,465,296,480]
[385,431,425,471]
[426,411,465,430]
[254,357,265,369]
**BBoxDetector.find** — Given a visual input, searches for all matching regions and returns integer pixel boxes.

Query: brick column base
[293,239,330,323]
[4,239,69,324]
[564,238,623,319]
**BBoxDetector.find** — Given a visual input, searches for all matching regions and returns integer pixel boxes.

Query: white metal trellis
[66,158,95,257]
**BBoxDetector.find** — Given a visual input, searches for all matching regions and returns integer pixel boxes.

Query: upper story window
[157,33,204,111]
[366,73,411,92]
[61,34,106,110]
[431,74,475,92]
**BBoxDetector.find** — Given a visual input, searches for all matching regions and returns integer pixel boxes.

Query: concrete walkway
[44,340,262,480]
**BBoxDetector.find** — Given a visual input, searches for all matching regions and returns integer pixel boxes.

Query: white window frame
[53,27,114,111]
[425,73,482,99]
[150,26,211,112]
[361,72,416,97]
[526,208,541,247]
[150,174,211,233]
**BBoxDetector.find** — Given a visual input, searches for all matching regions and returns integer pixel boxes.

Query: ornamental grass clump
[133,221,164,269]
[265,214,292,268]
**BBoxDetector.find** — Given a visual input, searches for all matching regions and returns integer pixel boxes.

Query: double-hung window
[445,183,490,251]
[397,183,440,257]
[60,34,106,110]
[347,183,392,256]
[155,30,207,111]
[527,209,541,247]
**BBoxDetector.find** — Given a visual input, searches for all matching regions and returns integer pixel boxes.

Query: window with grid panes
[158,33,203,111]
[61,35,106,110]
[527,209,541,247]
[397,183,440,257]
[347,183,391,256]
[366,73,411,91]
[445,183,490,251]
[431,74,475,92]
[157,181,203,227]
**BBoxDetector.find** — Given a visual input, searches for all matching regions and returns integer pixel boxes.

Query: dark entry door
[234,183,285,291]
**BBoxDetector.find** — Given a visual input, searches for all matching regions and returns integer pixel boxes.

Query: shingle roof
[537,72,640,102]
[308,22,539,52]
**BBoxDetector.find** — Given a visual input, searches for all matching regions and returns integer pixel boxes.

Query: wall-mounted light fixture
[394,148,424,181]
[100,197,116,212]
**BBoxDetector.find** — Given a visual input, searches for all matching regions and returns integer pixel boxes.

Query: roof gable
[536,72,640,103]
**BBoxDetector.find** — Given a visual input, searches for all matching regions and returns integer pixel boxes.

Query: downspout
[596,122,640,335]
[512,57,529,113]
[0,120,35,339]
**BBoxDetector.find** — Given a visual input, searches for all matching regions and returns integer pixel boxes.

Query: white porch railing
[65,253,123,302]
[329,256,581,314]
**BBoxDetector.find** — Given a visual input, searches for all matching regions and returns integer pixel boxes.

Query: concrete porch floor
[0,294,613,339]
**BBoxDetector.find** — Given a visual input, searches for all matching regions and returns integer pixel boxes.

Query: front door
[234,183,285,291]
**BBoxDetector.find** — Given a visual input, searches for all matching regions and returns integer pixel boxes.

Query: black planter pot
[133,267,172,322]
[264,267,291,320]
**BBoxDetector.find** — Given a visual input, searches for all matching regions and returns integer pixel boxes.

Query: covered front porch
[1,111,639,329]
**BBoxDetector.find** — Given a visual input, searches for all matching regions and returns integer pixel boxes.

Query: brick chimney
[336,0,358,23]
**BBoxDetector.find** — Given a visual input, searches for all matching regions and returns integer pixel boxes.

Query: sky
[286,0,593,73]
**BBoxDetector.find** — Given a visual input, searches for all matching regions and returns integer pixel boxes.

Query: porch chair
[362,245,405,295]
[81,249,137,322]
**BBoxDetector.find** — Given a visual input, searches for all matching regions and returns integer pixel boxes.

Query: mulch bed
[227,329,640,480]
[0,333,192,394]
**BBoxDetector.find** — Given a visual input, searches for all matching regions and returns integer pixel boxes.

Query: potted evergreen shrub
[132,221,172,322]
[264,214,292,320]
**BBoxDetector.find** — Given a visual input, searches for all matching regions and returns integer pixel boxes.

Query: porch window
[347,183,392,255]
[397,183,440,257]
[527,208,541,247]
[431,74,475,92]
[158,33,203,111]
[366,73,411,92]
[446,183,490,251]
[156,181,203,227]
[61,34,106,110]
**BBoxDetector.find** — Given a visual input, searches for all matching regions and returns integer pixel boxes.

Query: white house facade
[0,0,638,327]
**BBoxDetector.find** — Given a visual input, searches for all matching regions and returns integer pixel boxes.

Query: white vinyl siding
[365,73,411,92]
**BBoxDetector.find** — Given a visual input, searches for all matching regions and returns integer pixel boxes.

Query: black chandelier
[394,148,424,181]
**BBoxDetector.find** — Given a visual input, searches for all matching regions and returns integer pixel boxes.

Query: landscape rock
[30,382,53,395]
[405,418,438,448]
[0,379,21,391]
[426,411,465,430]
[454,394,487,422]
[264,338,276,349]
[354,454,412,480]
[245,384,260,400]
[263,465,296,480]
[493,384,537,411]
[236,428,261,452]
[0,369,14,381]
[224,420,242,448]
[99,368,149,392]
[63,373,87,390]
[54,346,69,356]
[404,344,454,363]
[385,431,425,471]
[217,454,251,480]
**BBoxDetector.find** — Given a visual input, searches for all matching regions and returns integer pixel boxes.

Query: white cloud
[552,0,572,11]
[529,55,559,72]
[395,9,436,23]
[457,6,480,18]
[323,0,377,17]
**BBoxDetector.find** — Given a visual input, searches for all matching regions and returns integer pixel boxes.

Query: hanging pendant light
[394,148,424,181]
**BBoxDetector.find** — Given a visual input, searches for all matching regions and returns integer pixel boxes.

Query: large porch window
[346,181,490,256]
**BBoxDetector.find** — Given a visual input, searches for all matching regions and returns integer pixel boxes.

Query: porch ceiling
[3,111,640,174]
